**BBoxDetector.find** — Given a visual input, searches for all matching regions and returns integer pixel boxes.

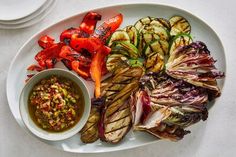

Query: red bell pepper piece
[71,60,90,79]
[59,45,80,61]
[60,28,81,44]
[92,13,123,43]
[35,42,64,68]
[79,12,102,34]
[60,12,101,44]
[38,35,55,49]
[61,59,72,70]
[90,46,111,98]
[60,45,92,67]
[70,35,103,55]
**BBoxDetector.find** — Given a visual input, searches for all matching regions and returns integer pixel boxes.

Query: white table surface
[1,0,236,156]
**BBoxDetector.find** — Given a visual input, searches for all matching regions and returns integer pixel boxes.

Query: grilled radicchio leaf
[166,41,224,97]
[131,74,209,141]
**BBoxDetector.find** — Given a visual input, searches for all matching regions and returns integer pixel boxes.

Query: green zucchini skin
[112,41,140,59]
[107,30,130,47]
[169,33,193,54]
[123,25,140,47]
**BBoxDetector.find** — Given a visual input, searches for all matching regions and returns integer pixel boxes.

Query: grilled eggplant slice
[106,54,129,72]
[80,98,105,143]
[169,15,191,36]
[102,101,132,143]
[80,107,100,143]
[99,67,144,143]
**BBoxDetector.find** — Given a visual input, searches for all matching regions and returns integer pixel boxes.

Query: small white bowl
[19,69,91,141]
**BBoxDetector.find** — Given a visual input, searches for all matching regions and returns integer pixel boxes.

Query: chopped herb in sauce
[28,75,84,132]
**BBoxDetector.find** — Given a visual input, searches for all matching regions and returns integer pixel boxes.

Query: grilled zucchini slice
[150,18,171,31]
[134,16,155,30]
[107,30,130,47]
[169,33,193,54]
[143,39,169,56]
[169,15,191,36]
[114,41,140,59]
[123,25,140,47]
[140,25,170,41]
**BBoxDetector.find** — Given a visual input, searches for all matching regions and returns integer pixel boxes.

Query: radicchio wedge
[131,73,209,141]
[166,41,224,97]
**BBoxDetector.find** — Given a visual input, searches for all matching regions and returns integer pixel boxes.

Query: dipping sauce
[28,75,84,132]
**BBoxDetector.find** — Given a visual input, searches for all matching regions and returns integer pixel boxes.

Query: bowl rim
[19,68,91,141]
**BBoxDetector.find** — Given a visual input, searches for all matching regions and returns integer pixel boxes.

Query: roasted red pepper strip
[92,13,123,43]
[71,60,90,79]
[60,28,81,44]
[90,46,111,98]
[79,12,102,34]
[38,35,55,49]
[60,45,92,67]
[60,12,101,44]
[35,42,64,68]
[59,45,79,61]
[70,35,103,55]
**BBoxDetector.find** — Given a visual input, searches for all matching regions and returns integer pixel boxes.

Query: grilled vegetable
[143,39,169,56]
[107,30,130,47]
[99,67,144,143]
[134,16,155,30]
[145,52,164,73]
[80,107,101,143]
[140,25,170,42]
[149,18,171,31]
[146,124,190,141]
[128,58,144,68]
[112,41,140,58]
[169,33,193,54]
[123,25,140,47]
[101,67,144,101]
[106,54,129,72]
[166,41,224,97]
[139,33,160,53]
[93,13,123,44]
[131,73,210,141]
[169,15,191,36]
[80,98,105,143]
[100,101,132,143]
